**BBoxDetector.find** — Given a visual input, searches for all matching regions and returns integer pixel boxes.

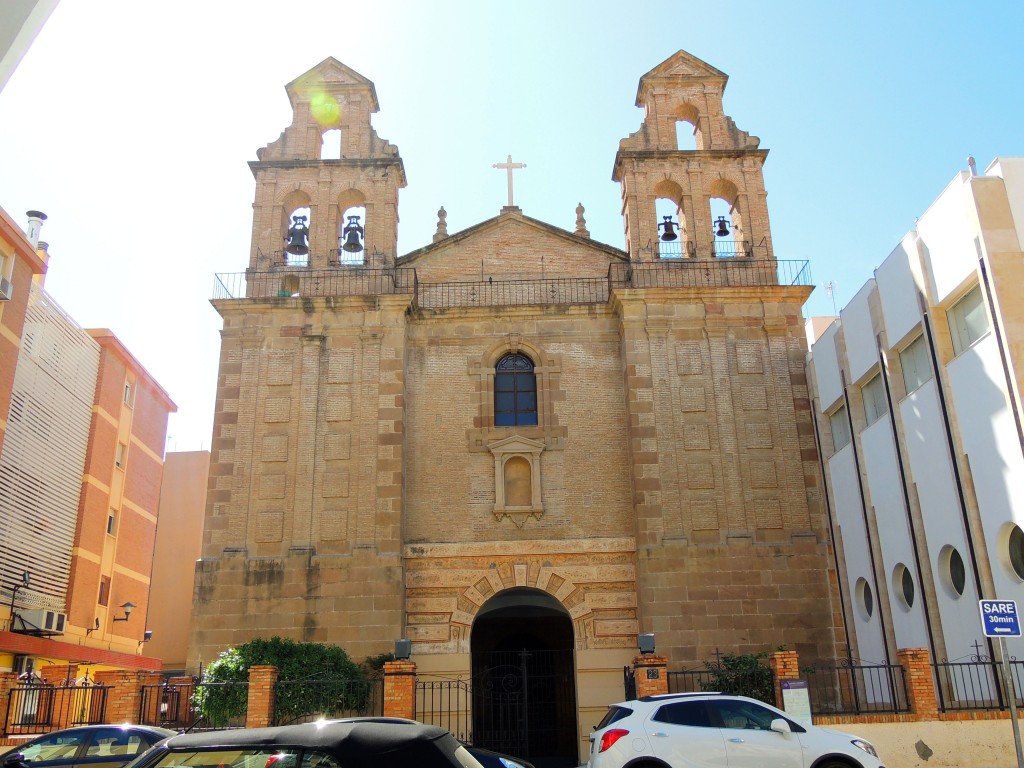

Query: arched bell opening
[281,190,312,267]
[708,178,748,258]
[471,587,578,768]
[335,189,367,266]
[320,128,342,160]
[653,179,688,259]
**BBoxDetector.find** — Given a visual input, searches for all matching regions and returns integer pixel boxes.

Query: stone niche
[488,435,545,526]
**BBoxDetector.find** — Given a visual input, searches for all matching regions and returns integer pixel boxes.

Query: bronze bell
[658,215,678,242]
[714,216,731,238]
[342,215,364,253]
[285,215,309,255]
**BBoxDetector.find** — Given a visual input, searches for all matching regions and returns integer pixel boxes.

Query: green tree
[194,637,371,726]
[702,650,775,704]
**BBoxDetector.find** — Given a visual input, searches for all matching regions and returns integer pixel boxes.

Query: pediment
[488,435,546,455]
[399,210,627,282]
[286,57,379,111]
[636,50,728,105]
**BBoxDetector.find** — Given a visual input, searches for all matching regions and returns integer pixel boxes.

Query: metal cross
[493,154,526,207]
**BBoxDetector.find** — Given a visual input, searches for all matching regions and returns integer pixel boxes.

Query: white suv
[587,693,885,768]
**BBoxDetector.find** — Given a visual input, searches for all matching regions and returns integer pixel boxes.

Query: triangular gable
[398,210,627,283]
[286,57,379,112]
[636,49,728,105]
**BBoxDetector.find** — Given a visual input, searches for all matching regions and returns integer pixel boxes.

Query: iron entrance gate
[472,649,576,767]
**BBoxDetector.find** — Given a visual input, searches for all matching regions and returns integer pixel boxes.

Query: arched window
[495,354,537,426]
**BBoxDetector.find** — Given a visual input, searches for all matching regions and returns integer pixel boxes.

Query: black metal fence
[417,277,608,309]
[4,682,109,736]
[415,678,471,743]
[801,660,909,715]
[933,658,1024,712]
[138,680,248,731]
[608,259,811,290]
[667,663,775,705]
[273,677,383,725]
[213,268,417,301]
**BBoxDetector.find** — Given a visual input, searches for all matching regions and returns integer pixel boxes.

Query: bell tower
[247,58,406,273]
[612,50,772,261]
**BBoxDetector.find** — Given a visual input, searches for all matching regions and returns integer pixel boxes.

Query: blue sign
[980,600,1022,637]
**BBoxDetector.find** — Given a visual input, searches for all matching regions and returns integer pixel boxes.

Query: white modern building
[807,157,1024,680]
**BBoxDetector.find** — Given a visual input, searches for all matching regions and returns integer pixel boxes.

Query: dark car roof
[161,721,455,756]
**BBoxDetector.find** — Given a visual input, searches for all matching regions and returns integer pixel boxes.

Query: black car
[122,721,483,768]
[2,725,176,768]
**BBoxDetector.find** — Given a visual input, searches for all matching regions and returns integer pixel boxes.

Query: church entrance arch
[470,587,578,768]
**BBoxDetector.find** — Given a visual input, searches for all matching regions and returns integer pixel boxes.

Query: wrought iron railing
[608,259,811,289]
[668,664,775,705]
[933,657,1024,712]
[273,677,383,725]
[417,277,608,309]
[4,681,109,736]
[801,660,908,715]
[138,679,248,731]
[213,268,417,300]
[654,240,766,259]
[415,678,472,743]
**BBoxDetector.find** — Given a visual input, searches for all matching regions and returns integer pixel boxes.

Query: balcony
[212,259,811,308]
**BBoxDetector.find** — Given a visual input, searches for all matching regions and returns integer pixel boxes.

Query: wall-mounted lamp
[8,571,30,626]
[394,638,412,661]
[638,633,656,655]
[86,617,100,636]
[713,216,731,237]
[112,602,136,622]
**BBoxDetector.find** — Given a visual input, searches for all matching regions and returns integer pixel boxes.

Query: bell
[714,216,731,238]
[285,215,309,255]
[658,215,678,242]
[342,215,364,253]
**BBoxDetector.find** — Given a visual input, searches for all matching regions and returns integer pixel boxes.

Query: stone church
[190,50,842,763]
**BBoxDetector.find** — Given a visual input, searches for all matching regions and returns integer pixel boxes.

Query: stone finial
[575,202,590,238]
[433,206,448,242]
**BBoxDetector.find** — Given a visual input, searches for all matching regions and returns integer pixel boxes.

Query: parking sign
[980,600,1022,637]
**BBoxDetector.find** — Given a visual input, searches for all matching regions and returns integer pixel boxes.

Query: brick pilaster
[897,647,938,716]
[94,670,144,724]
[246,665,278,728]
[633,655,669,698]
[383,661,417,720]
[769,650,800,709]
[0,671,19,730]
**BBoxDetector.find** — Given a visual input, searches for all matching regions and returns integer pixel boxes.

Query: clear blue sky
[0,0,1021,450]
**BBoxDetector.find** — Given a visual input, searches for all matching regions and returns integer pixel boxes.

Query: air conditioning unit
[18,609,66,635]
[0,278,12,301]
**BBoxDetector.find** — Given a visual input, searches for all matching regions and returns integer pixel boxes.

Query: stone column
[383,660,417,720]
[245,665,278,728]
[897,648,938,716]
[633,655,669,698]
[769,650,800,710]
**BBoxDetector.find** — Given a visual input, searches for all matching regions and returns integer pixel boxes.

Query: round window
[855,577,873,620]
[893,564,915,610]
[1010,525,1024,581]
[945,547,966,597]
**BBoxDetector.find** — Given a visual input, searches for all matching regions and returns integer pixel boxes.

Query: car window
[142,750,338,768]
[652,700,713,727]
[708,700,777,731]
[85,729,147,758]
[21,732,86,762]
[595,705,633,729]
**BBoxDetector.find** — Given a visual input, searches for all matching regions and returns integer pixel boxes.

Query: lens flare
[309,90,341,126]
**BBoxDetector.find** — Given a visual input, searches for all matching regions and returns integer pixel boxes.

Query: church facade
[190,51,842,761]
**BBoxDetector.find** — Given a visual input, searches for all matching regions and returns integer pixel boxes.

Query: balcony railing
[213,260,810,305]
[655,240,767,260]
[608,259,811,289]
[213,268,417,300]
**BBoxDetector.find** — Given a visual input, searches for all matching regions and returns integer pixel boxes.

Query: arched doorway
[471,588,578,768]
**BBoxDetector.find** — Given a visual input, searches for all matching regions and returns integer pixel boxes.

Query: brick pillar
[633,655,669,698]
[769,650,800,710]
[94,670,144,724]
[39,665,78,685]
[0,671,19,732]
[897,647,938,716]
[383,661,417,720]
[246,665,278,728]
